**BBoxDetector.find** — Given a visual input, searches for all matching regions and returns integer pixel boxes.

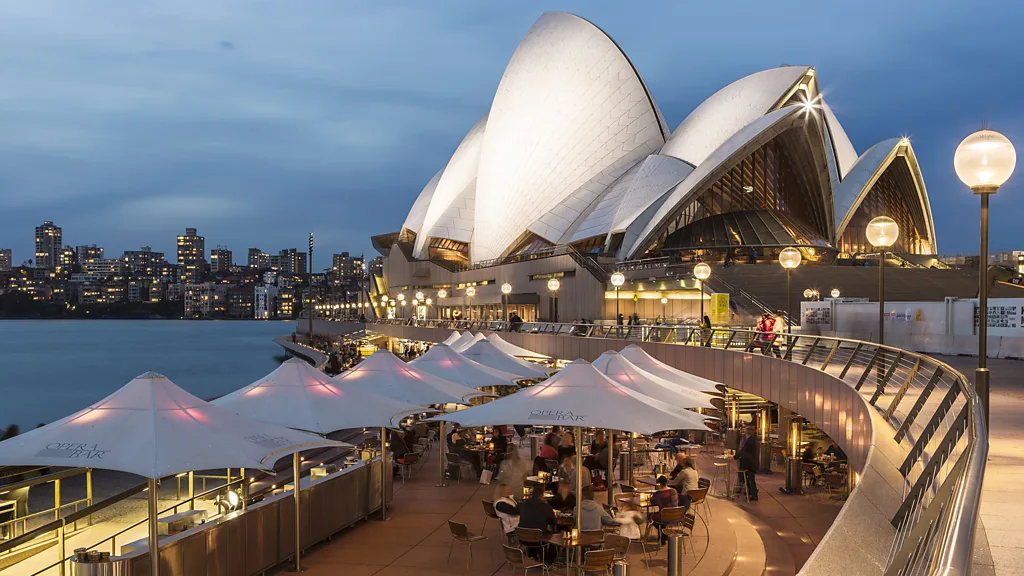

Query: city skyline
[0,2,1022,266]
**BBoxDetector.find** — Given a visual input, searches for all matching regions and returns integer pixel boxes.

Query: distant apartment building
[184,282,227,318]
[368,256,384,279]
[79,258,124,280]
[254,284,277,319]
[34,221,62,269]
[332,252,365,288]
[989,250,1024,274]
[177,228,206,284]
[165,282,185,302]
[123,247,165,278]
[210,247,232,274]
[228,287,254,318]
[0,248,11,271]
[75,245,104,264]
[247,248,271,270]
[127,280,143,303]
[270,249,307,276]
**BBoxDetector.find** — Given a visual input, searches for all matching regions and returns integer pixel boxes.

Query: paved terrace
[273,440,842,576]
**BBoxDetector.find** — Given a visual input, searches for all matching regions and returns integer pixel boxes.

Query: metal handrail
[357,318,985,576]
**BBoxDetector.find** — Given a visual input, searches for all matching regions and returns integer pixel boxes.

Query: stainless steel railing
[360,318,985,576]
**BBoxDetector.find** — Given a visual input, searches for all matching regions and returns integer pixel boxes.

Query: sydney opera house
[372,12,939,323]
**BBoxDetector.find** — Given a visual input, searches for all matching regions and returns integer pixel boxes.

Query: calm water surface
[0,320,295,429]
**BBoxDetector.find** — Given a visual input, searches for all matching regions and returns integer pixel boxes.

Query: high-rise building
[55,245,76,280]
[254,284,277,319]
[75,245,104,264]
[177,228,206,284]
[123,247,166,279]
[210,247,233,274]
[332,252,366,288]
[0,248,11,271]
[247,248,271,270]
[270,249,307,276]
[34,221,62,269]
[368,256,384,279]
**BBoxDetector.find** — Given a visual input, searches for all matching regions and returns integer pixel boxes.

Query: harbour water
[0,320,294,429]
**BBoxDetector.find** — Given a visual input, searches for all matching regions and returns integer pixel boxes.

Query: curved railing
[364,317,986,576]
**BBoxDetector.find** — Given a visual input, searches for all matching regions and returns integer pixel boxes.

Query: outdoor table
[542,532,605,569]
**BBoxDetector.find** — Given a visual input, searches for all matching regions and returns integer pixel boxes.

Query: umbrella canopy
[0,371,344,479]
[214,358,424,434]
[441,331,462,346]
[410,344,522,388]
[591,351,718,410]
[429,360,710,435]
[333,349,487,405]
[449,331,479,352]
[452,332,488,352]
[460,340,551,379]
[619,344,722,393]
[486,333,550,359]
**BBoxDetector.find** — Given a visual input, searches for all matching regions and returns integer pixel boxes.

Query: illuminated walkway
[276,441,841,576]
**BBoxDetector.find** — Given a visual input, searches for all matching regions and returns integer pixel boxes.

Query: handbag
[479,467,494,485]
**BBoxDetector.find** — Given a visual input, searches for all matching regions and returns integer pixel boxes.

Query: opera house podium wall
[315,320,985,576]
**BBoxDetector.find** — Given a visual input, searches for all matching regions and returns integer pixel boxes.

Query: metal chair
[447,520,487,570]
[395,452,419,484]
[578,548,616,575]
[663,513,697,556]
[446,452,473,483]
[735,470,751,503]
[687,487,711,522]
[515,527,550,568]
[696,477,712,518]
[652,505,687,554]
[606,530,650,563]
[481,499,499,535]
[503,544,547,575]
[822,472,846,500]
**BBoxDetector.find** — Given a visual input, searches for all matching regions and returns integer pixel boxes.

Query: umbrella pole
[436,419,447,487]
[293,451,301,572]
[574,426,583,564]
[380,426,388,521]
[148,478,159,576]
[628,434,634,483]
[606,429,614,507]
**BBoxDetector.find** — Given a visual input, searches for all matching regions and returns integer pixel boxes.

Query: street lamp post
[660,297,667,321]
[465,286,475,322]
[779,248,802,333]
[547,278,560,323]
[955,129,1016,428]
[501,282,512,322]
[307,232,314,342]
[693,263,711,324]
[610,271,625,323]
[437,289,447,321]
[866,216,899,345]
[396,293,405,319]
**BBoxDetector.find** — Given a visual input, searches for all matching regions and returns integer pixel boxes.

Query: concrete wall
[370,323,906,575]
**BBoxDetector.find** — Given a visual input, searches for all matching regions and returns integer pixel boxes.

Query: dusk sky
[1,0,1022,269]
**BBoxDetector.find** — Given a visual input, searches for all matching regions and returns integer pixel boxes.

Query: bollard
[612,559,630,576]
[667,533,684,576]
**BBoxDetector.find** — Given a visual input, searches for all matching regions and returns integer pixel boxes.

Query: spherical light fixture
[415,291,424,301]
[660,297,668,304]
[779,247,802,270]
[465,286,476,297]
[831,288,841,299]
[501,282,512,295]
[955,129,1016,191]
[610,271,625,287]
[803,289,813,299]
[866,216,899,248]
[437,289,447,299]
[547,278,560,292]
[396,293,405,302]
[411,299,418,306]
[380,295,388,303]
[693,263,711,280]
[425,298,432,306]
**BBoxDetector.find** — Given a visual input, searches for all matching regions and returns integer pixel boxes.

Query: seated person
[538,439,560,462]
[492,483,520,544]
[517,486,557,561]
[648,476,679,544]
[575,486,620,531]
[613,498,646,540]
[668,453,699,494]
[491,428,509,455]
[559,455,592,493]
[548,479,576,512]
[447,425,466,452]
[824,441,847,465]
[801,445,816,464]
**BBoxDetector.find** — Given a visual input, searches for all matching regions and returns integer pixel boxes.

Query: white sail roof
[451,332,487,353]
[486,333,550,359]
[0,371,344,478]
[214,359,422,434]
[410,344,522,388]
[333,350,486,405]
[618,345,722,393]
[460,340,551,379]
[430,360,710,435]
[591,351,717,410]
[441,331,463,347]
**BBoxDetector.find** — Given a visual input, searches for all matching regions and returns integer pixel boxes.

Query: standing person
[632,312,640,325]
[734,425,759,500]
[617,313,624,325]
[492,483,520,544]
[701,315,713,347]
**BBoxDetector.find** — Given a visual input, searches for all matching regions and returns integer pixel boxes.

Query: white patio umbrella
[460,340,551,380]
[486,333,550,359]
[334,349,487,488]
[428,360,710,534]
[619,344,722,393]
[591,351,718,410]
[452,332,487,352]
[0,372,344,576]
[448,331,479,352]
[214,358,423,528]
[441,331,462,346]
[410,344,522,389]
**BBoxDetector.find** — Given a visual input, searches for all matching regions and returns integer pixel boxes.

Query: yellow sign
[633,292,639,302]
[915,309,923,322]
[710,293,729,325]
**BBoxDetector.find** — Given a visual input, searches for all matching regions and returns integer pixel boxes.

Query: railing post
[188,471,194,511]
[870,351,904,405]
[819,340,840,372]
[57,519,66,576]
[86,469,93,527]
[883,359,922,421]
[838,342,863,379]
[54,478,61,521]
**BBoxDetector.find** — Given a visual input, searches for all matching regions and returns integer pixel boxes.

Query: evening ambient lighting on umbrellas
[410,344,523,388]
[486,333,550,359]
[333,349,487,405]
[618,344,721,393]
[0,371,344,576]
[453,332,488,353]
[441,331,462,346]
[591,351,718,410]
[460,339,552,379]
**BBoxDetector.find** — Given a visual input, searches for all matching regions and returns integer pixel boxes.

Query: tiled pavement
[276,441,842,576]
